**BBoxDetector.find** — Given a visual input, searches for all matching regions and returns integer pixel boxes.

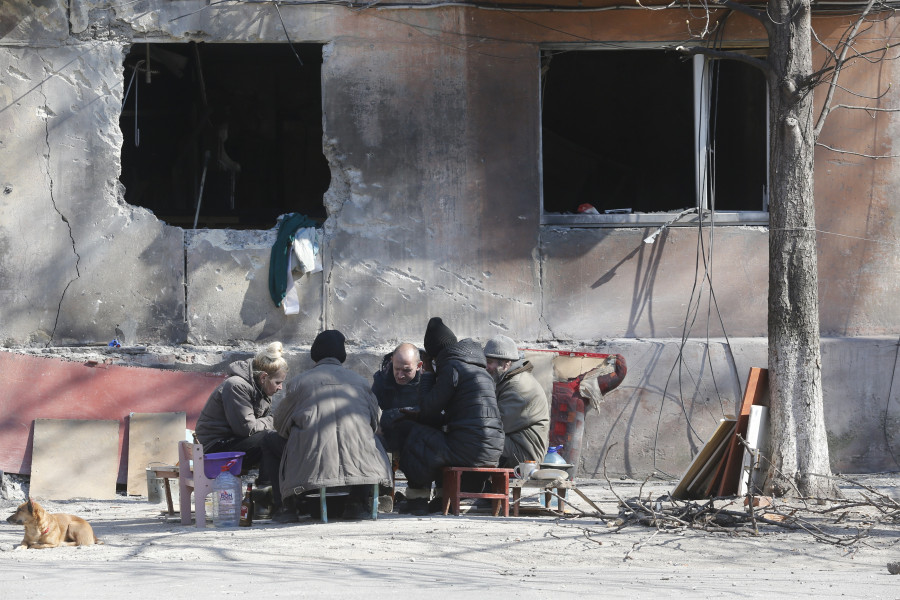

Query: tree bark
[766,0,835,497]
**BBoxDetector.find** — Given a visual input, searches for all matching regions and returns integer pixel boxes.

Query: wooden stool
[316,484,379,523]
[146,465,179,516]
[442,466,514,517]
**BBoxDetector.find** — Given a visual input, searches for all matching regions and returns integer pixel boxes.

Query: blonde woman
[196,342,288,516]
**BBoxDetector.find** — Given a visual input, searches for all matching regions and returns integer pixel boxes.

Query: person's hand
[380,352,393,373]
[398,407,420,420]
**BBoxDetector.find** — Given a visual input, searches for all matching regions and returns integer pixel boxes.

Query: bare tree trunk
[766,0,835,497]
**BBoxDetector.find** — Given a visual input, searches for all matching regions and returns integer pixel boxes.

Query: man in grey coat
[275,330,392,521]
[484,335,550,467]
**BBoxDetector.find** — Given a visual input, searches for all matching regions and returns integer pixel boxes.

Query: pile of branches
[544,473,900,552]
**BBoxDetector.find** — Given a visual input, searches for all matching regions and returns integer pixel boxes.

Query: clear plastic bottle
[213,461,242,527]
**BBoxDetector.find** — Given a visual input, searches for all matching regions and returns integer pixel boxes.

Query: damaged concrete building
[1,0,898,479]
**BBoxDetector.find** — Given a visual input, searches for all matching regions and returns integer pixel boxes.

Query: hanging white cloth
[283,227,322,315]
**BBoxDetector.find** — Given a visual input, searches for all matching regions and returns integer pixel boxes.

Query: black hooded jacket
[419,339,501,432]
[399,339,504,484]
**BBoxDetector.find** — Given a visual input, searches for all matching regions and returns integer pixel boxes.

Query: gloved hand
[398,407,421,421]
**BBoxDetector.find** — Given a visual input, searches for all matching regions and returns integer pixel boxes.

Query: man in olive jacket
[484,335,550,467]
[399,317,504,515]
[275,330,392,520]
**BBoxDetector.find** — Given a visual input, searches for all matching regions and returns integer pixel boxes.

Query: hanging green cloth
[268,213,319,307]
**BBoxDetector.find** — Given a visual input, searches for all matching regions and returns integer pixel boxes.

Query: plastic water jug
[213,459,242,527]
[542,445,568,466]
[539,446,567,509]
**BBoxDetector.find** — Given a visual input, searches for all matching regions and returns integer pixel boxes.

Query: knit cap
[423,317,457,358]
[483,335,519,361]
[310,330,347,363]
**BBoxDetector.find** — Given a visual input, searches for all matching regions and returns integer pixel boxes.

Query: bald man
[372,343,424,451]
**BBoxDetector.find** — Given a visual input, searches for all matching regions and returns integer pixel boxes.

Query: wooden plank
[716,367,769,496]
[704,437,733,498]
[126,412,186,496]
[673,418,736,499]
[30,419,119,500]
[686,420,736,497]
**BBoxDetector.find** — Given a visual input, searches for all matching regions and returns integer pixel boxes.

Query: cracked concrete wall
[0,39,186,346]
[541,227,770,339]
[320,39,543,344]
[4,1,893,348]
[186,229,323,345]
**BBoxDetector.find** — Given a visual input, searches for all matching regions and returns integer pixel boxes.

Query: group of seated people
[193,317,572,520]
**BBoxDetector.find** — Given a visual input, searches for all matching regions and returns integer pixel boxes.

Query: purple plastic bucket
[203,452,245,479]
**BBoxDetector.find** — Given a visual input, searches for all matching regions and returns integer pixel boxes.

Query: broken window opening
[119,43,330,230]
[540,49,768,226]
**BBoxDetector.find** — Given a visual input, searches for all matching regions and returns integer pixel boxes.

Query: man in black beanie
[310,329,347,363]
[423,317,457,359]
[398,317,505,515]
[275,330,392,520]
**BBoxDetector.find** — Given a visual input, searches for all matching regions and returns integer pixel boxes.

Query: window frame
[539,44,770,228]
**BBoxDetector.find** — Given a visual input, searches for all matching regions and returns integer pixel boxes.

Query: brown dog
[6,498,101,549]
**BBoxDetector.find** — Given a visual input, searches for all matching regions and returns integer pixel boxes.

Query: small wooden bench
[146,465,179,516]
[442,466,514,517]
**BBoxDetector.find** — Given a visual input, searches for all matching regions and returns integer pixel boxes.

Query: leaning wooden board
[127,412,186,497]
[672,417,737,500]
[30,419,119,500]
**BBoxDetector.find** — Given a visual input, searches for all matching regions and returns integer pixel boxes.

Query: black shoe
[341,501,370,520]
[271,507,299,524]
[471,498,494,511]
[428,497,444,514]
[405,497,429,516]
[253,485,274,519]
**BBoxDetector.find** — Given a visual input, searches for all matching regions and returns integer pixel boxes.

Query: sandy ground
[2,475,900,599]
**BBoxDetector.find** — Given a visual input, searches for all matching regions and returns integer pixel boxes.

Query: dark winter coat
[372,358,422,412]
[195,359,274,450]
[275,358,392,498]
[372,357,422,451]
[399,339,504,486]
